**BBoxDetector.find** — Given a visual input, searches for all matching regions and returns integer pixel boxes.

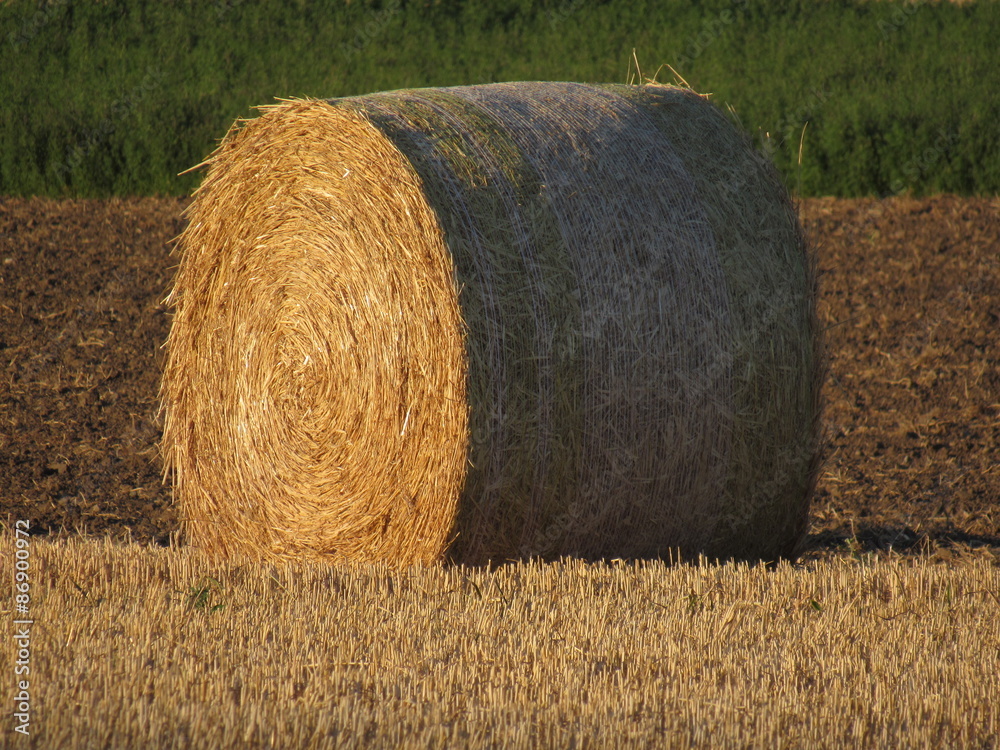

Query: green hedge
[1,0,996,197]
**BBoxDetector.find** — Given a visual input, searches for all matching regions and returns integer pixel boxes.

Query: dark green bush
[0,0,995,196]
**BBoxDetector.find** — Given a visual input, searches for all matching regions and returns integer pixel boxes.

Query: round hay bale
[161,82,822,566]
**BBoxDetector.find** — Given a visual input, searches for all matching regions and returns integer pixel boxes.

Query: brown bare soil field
[1,195,998,560]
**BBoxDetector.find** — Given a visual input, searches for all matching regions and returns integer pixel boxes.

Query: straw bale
[160,82,822,566]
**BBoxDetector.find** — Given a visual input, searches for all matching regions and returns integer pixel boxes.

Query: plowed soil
[1,195,997,560]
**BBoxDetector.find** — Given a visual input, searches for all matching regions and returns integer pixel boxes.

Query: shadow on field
[804,524,1000,561]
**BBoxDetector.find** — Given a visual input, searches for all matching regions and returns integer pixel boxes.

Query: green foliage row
[1,0,996,197]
